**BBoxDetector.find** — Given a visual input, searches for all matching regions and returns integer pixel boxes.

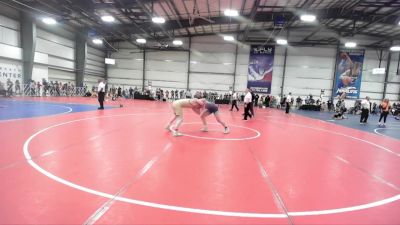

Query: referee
[98,79,106,110]
[243,89,252,120]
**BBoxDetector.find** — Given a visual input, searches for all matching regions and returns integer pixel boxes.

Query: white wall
[36,28,75,83]
[0,13,108,88]
[108,48,144,89]
[146,50,188,89]
[283,46,336,98]
[84,46,106,87]
[0,15,24,85]
[386,52,400,101]
[0,15,20,47]
[108,35,399,102]
[189,35,236,92]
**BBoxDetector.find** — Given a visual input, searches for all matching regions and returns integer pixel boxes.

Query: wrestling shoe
[224,127,230,134]
[172,130,183,137]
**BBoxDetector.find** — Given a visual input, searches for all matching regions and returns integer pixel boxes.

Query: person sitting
[84,91,92,97]
[0,81,6,96]
[296,96,302,108]
[321,102,327,111]
[333,100,347,119]
[327,99,333,111]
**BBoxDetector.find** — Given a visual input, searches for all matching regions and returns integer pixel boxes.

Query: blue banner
[334,49,365,99]
[247,45,274,94]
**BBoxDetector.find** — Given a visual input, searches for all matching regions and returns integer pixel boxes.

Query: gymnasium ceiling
[1,0,400,49]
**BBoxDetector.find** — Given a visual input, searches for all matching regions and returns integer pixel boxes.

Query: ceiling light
[152,17,165,24]
[345,42,357,48]
[300,14,316,22]
[224,9,239,17]
[173,40,183,46]
[276,39,288,45]
[101,15,115,22]
[190,61,198,64]
[136,38,146,44]
[223,35,235,41]
[372,68,385,74]
[92,38,103,45]
[390,46,400,51]
[105,58,115,65]
[42,17,57,25]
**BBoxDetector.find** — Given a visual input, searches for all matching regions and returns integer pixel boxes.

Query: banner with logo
[247,45,274,94]
[0,63,23,91]
[334,49,365,99]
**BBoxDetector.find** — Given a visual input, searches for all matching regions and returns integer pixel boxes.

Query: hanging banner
[334,49,365,99]
[0,63,23,92]
[247,45,274,94]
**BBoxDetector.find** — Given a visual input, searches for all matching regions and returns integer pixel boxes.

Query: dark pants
[249,102,254,117]
[98,92,105,109]
[285,102,290,114]
[244,103,252,120]
[7,87,13,96]
[360,108,369,123]
[230,100,239,111]
[379,111,389,123]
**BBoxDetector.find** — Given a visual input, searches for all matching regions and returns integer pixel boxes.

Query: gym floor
[0,97,399,225]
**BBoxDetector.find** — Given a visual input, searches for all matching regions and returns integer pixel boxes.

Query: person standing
[15,79,20,95]
[360,96,370,124]
[230,92,239,111]
[97,79,106,110]
[129,87,134,99]
[243,89,252,120]
[286,92,292,114]
[250,90,255,117]
[254,94,259,107]
[165,98,204,136]
[6,79,13,97]
[198,99,230,134]
[378,99,390,127]
[275,95,281,108]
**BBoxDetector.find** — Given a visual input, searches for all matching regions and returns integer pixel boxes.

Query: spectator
[378,99,390,127]
[285,92,292,114]
[360,96,371,124]
[15,79,21,95]
[243,89,252,120]
[6,79,13,97]
[296,96,302,109]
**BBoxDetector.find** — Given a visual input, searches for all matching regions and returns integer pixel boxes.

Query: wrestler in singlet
[172,99,200,116]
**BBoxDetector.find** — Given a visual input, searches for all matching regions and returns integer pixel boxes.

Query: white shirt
[244,92,252,103]
[98,82,105,92]
[361,99,370,109]
[232,93,238,100]
[286,95,292,103]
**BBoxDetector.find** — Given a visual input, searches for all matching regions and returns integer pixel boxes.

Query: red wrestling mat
[0,98,399,224]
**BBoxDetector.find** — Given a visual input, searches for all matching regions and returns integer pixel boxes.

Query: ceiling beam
[135,0,174,39]
[346,7,400,36]
[242,0,261,41]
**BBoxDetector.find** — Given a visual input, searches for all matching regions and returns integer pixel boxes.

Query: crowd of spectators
[1,78,88,97]
[2,79,399,121]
